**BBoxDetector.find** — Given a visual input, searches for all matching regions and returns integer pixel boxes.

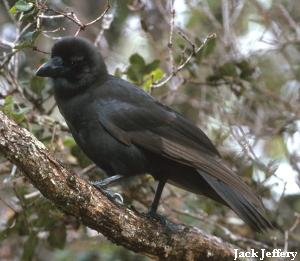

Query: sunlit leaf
[1,96,29,124]
[144,59,160,74]
[9,6,18,14]
[264,135,287,159]
[142,68,164,90]
[63,137,76,148]
[10,0,34,14]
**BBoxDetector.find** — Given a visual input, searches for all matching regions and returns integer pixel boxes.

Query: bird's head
[36,37,107,94]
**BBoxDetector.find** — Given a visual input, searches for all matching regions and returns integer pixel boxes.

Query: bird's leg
[91,175,125,204]
[91,174,125,188]
[147,179,166,217]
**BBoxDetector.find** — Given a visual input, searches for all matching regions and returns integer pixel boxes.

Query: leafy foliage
[10,0,34,14]
[1,96,29,123]
[125,53,163,90]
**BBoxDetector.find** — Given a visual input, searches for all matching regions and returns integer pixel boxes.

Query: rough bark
[0,111,238,260]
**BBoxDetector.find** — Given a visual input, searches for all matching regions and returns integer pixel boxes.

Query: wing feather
[92,77,271,230]
[131,132,264,209]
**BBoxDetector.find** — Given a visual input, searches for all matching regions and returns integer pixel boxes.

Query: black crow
[36,37,272,231]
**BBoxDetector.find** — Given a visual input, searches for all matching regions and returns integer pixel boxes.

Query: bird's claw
[90,181,124,204]
[144,211,167,225]
[111,192,124,204]
[101,188,124,204]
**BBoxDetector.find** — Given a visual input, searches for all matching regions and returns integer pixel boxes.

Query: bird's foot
[144,210,167,225]
[109,191,124,204]
[90,175,124,189]
[145,210,181,231]
[90,180,104,190]
[91,181,124,204]
[100,188,124,204]
[90,180,110,188]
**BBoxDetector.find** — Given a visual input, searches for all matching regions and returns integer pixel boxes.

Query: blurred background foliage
[0,0,300,260]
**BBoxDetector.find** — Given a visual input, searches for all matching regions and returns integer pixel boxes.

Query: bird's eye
[70,56,84,65]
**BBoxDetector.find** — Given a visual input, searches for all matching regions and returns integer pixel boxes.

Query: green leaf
[30,76,45,95]
[129,53,145,67]
[236,60,255,80]
[0,229,9,241]
[151,68,164,81]
[126,67,139,82]
[196,35,217,61]
[142,80,153,91]
[284,194,300,212]
[20,7,39,23]
[1,95,29,123]
[15,0,34,12]
[142,68,164,90]
[218,62,238,77]
[15,213,30,236]
[3,95,13,109]
[15,30,40,50]
[144,59,160,74]
[114,67,122,78]
[9,6,18,14]
[13,106,29,121]
[21,233,38,261]
[264,135,287,159]
[126,53,147,83]
[63,137,76,148]
[1,96,14,118]
[48,223,66,249]
[206,74,222,82]
[243,165,254,178]
[126,54,164,88]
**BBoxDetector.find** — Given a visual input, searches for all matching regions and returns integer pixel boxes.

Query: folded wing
[94,79,272,230]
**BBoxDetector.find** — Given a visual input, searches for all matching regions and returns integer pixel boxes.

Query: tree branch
[0,111,237,261]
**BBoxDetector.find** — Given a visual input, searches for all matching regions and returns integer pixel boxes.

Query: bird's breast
[67,117,149,176]
[55,92,150,176]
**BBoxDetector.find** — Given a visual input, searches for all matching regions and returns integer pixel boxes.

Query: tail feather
[200,171,273,232]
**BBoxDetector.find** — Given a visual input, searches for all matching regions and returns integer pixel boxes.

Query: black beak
[36,56,63,77]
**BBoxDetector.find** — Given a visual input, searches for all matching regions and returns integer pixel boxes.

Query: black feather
[36,37,273,232]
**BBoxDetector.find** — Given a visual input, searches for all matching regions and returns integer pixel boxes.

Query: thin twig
[230,0,246,25]
[168,0,175,73]
[277,4,300,39]
[38,0,111,37]
[24,191,41,200]
[177,30,196,52]
[85,0,111,27]
[200,1,222,30]
[0,196,17,213]
[284,213,300,252]
[1,0,17,23]
[78,164,97,176]
[151,33,216,88]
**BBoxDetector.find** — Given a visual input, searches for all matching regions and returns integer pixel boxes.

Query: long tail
[200,171,273,232]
